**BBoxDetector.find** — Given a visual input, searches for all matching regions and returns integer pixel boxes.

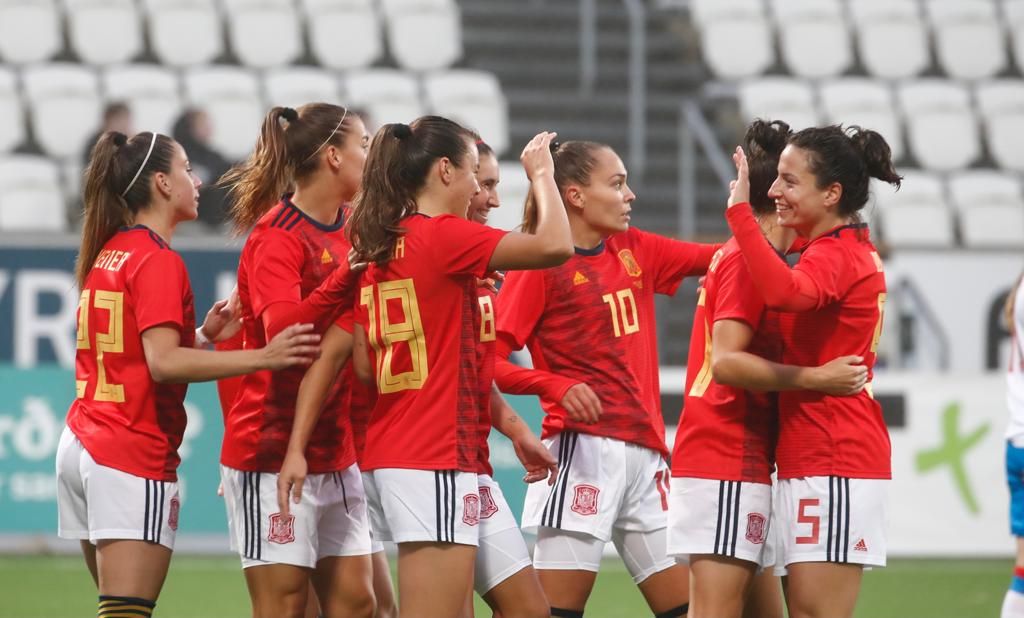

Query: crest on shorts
[571,484,600,516]
[618,250,642,278]
[478,487,499,519]
[463,494,480,526]
[168,496,180,531]
[745,512,767,545]
[268,512,296,544]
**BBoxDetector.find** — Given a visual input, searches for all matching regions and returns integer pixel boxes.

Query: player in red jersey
[56,131,321,618]
[217,103,376,618]
[668,120,868,618]
[346,116,573,618]
[495,141,718,618]
[724,126,901,618]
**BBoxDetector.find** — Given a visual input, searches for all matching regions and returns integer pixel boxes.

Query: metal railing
[677,98,732,238]
[889,277,952,371]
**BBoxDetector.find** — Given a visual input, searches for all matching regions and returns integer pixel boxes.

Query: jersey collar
[282,193,345,232]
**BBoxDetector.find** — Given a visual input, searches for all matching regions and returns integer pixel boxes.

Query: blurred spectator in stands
[173,107,232,229]
[81,102,133,167]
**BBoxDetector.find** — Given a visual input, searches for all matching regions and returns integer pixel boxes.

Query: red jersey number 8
[360,280,429,394]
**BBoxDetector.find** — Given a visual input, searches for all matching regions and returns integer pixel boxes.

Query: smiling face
[767,144,841,236]
[468,152,499,225]
[571,147,635,236]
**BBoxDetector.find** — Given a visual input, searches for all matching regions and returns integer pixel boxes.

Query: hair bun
[393,123,413,139]
[112,132,128,147]
[280,107,299,122]
[549,140,561,153]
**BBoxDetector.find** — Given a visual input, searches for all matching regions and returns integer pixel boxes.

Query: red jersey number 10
[76,289,126,403]
[360,280,429,394]
[601,288,639,338]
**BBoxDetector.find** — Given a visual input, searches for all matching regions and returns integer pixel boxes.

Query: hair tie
[121,132,158,197]
[280,107,299,122]
[549,140,561,153]
[302,108,348,163]
[393,123,413,139]
[112,132,128,147]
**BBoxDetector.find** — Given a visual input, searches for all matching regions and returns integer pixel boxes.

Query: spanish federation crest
[745,512,767,545]
[463,494,480,526]
[478,486,499,519]
[617,249,642,277]
[268,512,296,544]
[571,484,600,516]
[168,496,180,531]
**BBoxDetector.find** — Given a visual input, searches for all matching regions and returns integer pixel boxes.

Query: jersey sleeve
[248,229,306,319]
[633,229,719,295]
[129,249,189,334]
[790,238,857,307]
[431,215,508,277]
[713,250,765,329]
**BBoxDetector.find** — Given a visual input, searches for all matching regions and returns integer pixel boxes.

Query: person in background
[1003,271,1024,618]
[172,108,232,230]
[82,102,134,169]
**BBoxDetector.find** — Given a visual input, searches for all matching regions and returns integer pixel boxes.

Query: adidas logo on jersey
[573,271,589,285]
[320,249,333,264]
[854,538,868,552]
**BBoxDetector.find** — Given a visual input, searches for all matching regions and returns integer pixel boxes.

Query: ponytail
[743,119,791,215]
[849,126,902,188]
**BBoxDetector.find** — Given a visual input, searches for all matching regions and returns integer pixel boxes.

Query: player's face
[449,138,481,217]
[579,147,635,236]
[168,142,201,222]
[337,115,370,203]
[468,153,500,225]
[768,145,829,235]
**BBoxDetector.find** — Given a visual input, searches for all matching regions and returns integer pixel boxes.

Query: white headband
[121,132,159,197]
[303,109,348,163]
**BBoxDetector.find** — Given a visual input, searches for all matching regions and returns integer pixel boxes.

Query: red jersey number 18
[360,280,429,394]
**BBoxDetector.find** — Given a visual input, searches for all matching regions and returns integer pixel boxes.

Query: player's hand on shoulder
[560,382,602,424]
[261,323,321,370]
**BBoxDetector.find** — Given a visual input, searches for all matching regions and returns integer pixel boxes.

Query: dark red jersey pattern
[222,196,355,474]
[356,213,506,472]
[496,228,716,457]
[475,288,497,476]
[67,226,196,481]
[672,239,780,484]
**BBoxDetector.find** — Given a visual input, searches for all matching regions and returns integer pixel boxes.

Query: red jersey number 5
[795,498,820,545]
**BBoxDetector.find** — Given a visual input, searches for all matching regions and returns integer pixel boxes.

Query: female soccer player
[724,126,900,618]
[218,103,376,618]
[669,120,868,618]
[56,130,321,618]
[494,140,718,618]
[347,117,573,618]
[1003,271,1024,618]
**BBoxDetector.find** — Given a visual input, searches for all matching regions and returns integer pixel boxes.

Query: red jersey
[215,330,244,420]
[222,196,355,474]
[495,228,716,457]
[66,226,196,481]
[356,213,506,472]
[672,239,780,484]
[475,288,497,476]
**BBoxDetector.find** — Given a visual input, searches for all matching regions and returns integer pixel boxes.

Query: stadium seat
[0,0,62,64]
[975,79,1024,172]
[224,0,302,69]
[870,172,954,249]
[897,80,979,171]
[847,0,929,80]
[183,66,263,160]
[423,70,509,156]
[738,78,820,131]
[343,69,425,127]
[690,0,774,80]
[818,79,903,160]
[144,0,224,68]
[768,0,851,79]
[1007,1,1024,73]
[949,170,1024,248]
[301,0,383,70]
[102,65,182,135]
[65,0,143,66]
[925,0,1006,80]
[263,67,344,110]
[22,63,102,160]
[0,67,25,154]
[381,0,462,71]
[493,161,530,232]
[0,156,66,231]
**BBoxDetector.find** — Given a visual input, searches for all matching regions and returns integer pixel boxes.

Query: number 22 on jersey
[360,280,429,394]
[76,289,126,402]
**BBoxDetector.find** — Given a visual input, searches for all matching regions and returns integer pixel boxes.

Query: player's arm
[278,323,354,516]
[261,259,363,340]
[495,338,602,424]
[710,319,867,395]
[489,385,558,484]
[642,230,722,295]
[351,323,372,384]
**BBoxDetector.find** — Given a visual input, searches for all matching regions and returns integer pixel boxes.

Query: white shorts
[774,476,888,574]
[362,471,386,554]
[523,432,670,542]
[667,477,774,567]
[475,474,532,594]
[221,464,372,569]
[56,426,180,550]
[364,468,480,546]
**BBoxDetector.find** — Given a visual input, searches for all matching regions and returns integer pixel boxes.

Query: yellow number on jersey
[75,289,126,402]
[478,295,496,343]
[601,288,640,338]
[361,279,429,394]
[688,287,713,397]
[870,292,887,354]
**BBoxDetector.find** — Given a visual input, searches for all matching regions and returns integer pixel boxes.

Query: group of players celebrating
[56,102,899,618]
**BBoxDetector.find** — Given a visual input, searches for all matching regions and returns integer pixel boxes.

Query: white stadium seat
[949,170,1024,248]
[0,156,66,231]
[818,79,903,160]
[183,66,263,160]
[897,80,979,171]
[381,0,462,71]
[225,0,302,69]
[343,69,425,127]
[738,78,820,131]
[0,67,25,153]
[0,0,62,64]
[769,0,851,79]
[925,0,1006,80]
[847,0,929,80]
[302,0,383,70]
[870,172,954,249]
[22,63,102,159]
[492,161,530,232]
[690,0,774,79]
[102,65,182,136]
[66,0,143,66]
[263,67,344,109]
[975,79,1024,172]
[144,0,224,68]
[423,70,509,156]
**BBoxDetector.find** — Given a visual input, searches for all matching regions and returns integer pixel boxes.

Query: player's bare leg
[80,541,99,587]
[95,539,172,600]
[687,555,754,618]
[312,554,375,618]
[636,563,690,617]
[744,568,782,618]
[784,562,862,618]
[244,563,311,618]
[460,586,475,618]
[397,542,476,618]
[482,565,550,618]
[303,582,319,618]
[371,549,398,618]
[537,569,597,615]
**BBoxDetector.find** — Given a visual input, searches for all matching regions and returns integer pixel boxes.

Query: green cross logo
[915,402,989,515]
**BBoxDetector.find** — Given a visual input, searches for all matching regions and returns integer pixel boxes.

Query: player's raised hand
[520,131,558,181]
[811,355,869,395]
[560,382,602,424]
[512,432,559,485]
[201,289,242,343]
[727,146,750,208]
[261,323,321,370]
[277,450,307,518]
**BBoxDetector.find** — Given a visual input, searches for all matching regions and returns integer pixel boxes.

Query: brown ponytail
[521,140,606,234]
[77,130,175,289]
